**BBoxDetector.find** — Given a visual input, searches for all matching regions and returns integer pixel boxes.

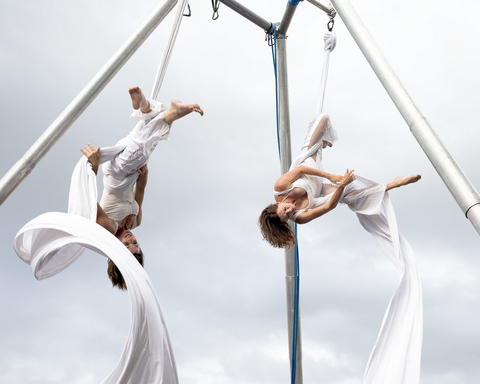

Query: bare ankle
[140,98,151,113]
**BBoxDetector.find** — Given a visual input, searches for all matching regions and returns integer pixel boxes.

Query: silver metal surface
[306,0,334,14]
[0,0,177,207]
[277,36,303,383]
[218,0,273,33]
[331,0,480,235]
[277,1,300,36]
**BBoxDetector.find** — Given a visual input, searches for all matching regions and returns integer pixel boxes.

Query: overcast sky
[1,0,480,383]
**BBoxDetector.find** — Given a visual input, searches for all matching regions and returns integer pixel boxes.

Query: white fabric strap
[151,0,189,100]
[315,31,337,115]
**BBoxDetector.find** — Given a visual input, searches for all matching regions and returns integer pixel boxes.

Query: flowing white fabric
[280,115,423,384]
[14,140,179,383]
[151,0,189,100]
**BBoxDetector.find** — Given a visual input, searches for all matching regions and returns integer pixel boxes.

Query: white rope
[150,0,189,100]
[315,31,337,115]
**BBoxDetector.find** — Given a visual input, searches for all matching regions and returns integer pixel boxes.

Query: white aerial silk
[14,144,179,383]
[151,0,189,100]
[280,115,423,384]
[13,0,189,379]
[316,31,337,116]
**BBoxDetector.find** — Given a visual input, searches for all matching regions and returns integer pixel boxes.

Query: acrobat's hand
[327,173,343,185]
[137,164,149,176]
[340,169,356,187]
[81,143,100,175]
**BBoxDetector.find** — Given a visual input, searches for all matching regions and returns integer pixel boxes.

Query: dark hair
[258,204,296,249]
[107,250,144,290]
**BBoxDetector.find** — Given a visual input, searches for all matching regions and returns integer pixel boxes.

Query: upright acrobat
[81,86,203,289]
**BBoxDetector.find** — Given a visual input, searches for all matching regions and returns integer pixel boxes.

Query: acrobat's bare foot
[164,100,204,124]
[129,86,150,112]
[387,174,421,191]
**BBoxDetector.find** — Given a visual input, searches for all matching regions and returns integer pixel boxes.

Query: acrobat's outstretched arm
[274,165,343,192]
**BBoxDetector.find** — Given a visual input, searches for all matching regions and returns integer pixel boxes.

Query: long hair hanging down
[107,250,144,290]
[258,204,296,249]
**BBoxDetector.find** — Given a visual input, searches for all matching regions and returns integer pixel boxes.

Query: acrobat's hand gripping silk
[14,154,179,384]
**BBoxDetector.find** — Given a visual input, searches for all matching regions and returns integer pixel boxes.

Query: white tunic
[276,114,423,384]
[100,99,171,230]
[13,102,179,384]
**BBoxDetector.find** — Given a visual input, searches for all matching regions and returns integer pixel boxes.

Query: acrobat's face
[275,202,296,223]
[116,228,141,254]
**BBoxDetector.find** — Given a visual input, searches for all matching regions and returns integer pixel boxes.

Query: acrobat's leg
[163,100,204,124]
[386,175,422,191]
[344,175,421,198]
[308,114,331,161]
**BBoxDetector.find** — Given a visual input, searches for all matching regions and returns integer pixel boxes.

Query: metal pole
[277,1,300,36]
[277,34,304,384]
[305,0,333,14]
[330,0,480,235]
[218,0,274,33]
[0,0,178,207]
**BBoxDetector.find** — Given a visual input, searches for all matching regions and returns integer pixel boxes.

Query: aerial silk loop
[150,0,189,100]
[279,26,423,384]
[293,28,423,384]
[14,151,179,384]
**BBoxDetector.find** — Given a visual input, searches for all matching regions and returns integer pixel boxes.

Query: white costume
[13,101,179,384]
[100,99,171,232]
[275,114,423,384]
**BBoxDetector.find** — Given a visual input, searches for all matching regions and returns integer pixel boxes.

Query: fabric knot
[324,31,337,52]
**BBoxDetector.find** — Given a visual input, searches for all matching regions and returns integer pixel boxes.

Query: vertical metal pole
[330,0,480,235]
[277,34,303,384]
[0,0,178,207]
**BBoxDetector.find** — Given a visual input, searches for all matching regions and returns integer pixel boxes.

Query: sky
[1,0,480,383]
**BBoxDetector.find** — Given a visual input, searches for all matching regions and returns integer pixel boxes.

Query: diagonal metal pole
[0,0,178,207]
[218,0,274,33]
[330,0,480,235]
[305,0,332,14]
[277,33,304,384]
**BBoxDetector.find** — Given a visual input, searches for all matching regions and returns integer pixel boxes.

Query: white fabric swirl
[14,148,179,383]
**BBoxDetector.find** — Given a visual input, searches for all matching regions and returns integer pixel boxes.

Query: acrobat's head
[106,227,144,290]
[258,204,296,249]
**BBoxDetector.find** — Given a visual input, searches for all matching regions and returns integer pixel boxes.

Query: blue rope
[270,24,300,384]
[291,226,300,384]
[270,26,281,161]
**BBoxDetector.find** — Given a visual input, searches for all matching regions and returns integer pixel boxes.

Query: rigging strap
[150,0,190,100]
